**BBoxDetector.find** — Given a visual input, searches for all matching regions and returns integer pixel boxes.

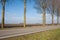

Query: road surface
[0,25,60,39]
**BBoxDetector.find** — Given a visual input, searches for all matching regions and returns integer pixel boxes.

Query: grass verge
[1,28,60,40]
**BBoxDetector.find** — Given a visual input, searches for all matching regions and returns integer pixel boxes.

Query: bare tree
[23,0,31,27]
[24,0,26,27]
[54,7,59,25]
[0,0,13,29]
[51,0,56,25]
[34,0,49,26]
[56,0,60,25]
[0,0,6,29]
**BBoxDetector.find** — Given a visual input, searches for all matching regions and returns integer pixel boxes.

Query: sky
[0,0,60,24]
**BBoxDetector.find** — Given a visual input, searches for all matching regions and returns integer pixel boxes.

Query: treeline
[0,0,60,29]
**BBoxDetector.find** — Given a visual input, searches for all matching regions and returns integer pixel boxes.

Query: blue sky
[0,0,59,24]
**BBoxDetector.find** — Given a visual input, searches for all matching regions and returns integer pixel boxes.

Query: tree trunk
[24,0,26,27]
[52,14,54,25]
[52,9,54,25]
[1,3,5,29]
[43,10,46,26]
[57,12,59,25]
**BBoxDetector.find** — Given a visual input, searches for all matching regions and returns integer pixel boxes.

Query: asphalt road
[0,25,60,39]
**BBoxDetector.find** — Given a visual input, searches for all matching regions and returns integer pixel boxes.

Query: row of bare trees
[0,0,60,29]
[0,0,26,29]
[34,0,60,26]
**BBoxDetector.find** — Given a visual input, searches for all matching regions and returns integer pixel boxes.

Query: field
[1,28,60,40]
[0,24,59,28]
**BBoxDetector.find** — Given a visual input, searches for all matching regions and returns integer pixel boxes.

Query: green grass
[1,28,60,40]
